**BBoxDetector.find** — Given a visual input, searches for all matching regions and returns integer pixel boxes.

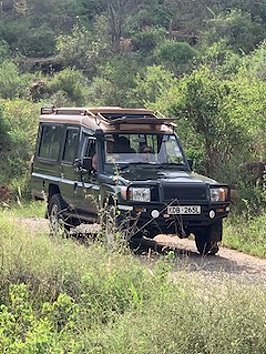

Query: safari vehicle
[31,106,230,255]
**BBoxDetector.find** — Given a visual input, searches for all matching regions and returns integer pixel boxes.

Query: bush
[131,28,166,53]
[0,213,266,353]
[56,25,107,79]
[156,40,198,74]
[0,99,40,198]
[131,65,176,106]
[47,69,89,105]
[170,67,250,183]
[17,25,56,57]
[0,61,31,99]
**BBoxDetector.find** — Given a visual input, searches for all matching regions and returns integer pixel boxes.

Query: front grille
[163,183,207,202]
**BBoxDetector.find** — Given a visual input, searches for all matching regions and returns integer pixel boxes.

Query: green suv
[31,106,230,255]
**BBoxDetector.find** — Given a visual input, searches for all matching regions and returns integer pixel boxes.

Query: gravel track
[20,217,266,284]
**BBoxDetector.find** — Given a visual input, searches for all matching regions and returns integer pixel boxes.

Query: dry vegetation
[1,204,266,353]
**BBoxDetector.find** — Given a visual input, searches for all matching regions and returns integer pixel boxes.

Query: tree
[170,67,250,182]
[47,68,89,105]
[156,41,198,76]
[107,0,136,52]
[131,65,176,106]
[205,9,266,53]
[0,61,31,99]
[56,25,107,79]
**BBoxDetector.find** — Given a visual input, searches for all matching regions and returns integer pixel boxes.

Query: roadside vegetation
[1,211,266,353]
[224,214,266,257]
[0,1,266,350]
[2,199,266,258]
[0,0,265,209]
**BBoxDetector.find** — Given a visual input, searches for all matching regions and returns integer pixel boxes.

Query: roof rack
[107,116,176,128]
[54,108,95,116]
[40,106,175,127]
[40,107,96,117]
[40,106,55,115]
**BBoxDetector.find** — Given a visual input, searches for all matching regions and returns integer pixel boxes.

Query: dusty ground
[19,217,266,284]
[153,234,266,284]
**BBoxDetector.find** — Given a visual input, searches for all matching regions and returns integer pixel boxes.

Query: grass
[5,200,266,258]
[1,207,266,353]
[1,200,47,218]
[224,213,266,257]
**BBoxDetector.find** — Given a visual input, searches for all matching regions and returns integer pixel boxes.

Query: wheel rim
[105,216,115,244]
[209,241,219,255]
[50,204,60,235]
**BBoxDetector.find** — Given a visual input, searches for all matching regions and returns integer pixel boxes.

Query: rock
[0,185,11,203]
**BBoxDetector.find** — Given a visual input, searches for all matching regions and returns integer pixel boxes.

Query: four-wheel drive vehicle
[31,106,230,255]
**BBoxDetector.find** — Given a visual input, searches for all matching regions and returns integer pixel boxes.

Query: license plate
[167,206,201,215]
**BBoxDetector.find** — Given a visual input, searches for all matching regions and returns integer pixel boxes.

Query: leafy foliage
[156,41,198,75]
[56,24,108,79]
[0,61,31,99]
[169,67,250,182]
[205,9,266,53]
[47,69,89,105]
[0,100,39,197]
[0,215,266,352]
[0,0,264,210]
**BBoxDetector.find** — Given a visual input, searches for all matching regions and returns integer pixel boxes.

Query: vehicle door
[74,134,101,219]
[60,126,80,209]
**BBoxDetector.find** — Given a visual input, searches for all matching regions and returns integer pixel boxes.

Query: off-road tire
[48,193,70,237]
[103,205,143,251]
[195,237,219,255]
[194,221,222,255]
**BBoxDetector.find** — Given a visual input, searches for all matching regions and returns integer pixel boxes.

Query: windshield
[104,133,187,170]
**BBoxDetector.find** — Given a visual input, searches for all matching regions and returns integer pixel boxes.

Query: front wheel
[194,221,222,255]
[103,205,142,251]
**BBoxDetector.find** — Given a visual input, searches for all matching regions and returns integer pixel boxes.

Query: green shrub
[0,211,266,353]
[0,61,31,99]
[131,28,166,53]
[156,40,198,74]
[48,69,89,105]
[0,100,40,198]
[224,213,266,257]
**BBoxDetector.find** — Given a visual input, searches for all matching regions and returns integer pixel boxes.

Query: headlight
[210,187,228,202]
[128,187,151,202]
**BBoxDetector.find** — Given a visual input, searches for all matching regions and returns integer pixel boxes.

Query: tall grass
[1,211,266,353]
[224,213,266,257]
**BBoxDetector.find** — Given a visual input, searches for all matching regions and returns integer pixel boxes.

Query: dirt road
[153,235,266,284]
[21,217,266,284]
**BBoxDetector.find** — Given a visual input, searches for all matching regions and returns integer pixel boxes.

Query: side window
[83,137,97,171]
[38,124,62,160]
[62,128,79,163]
[83,137,96,158]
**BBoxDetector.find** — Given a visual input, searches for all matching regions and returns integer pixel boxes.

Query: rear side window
[38,124,62,160]
[83,137,96,158]
[62,128,80,162]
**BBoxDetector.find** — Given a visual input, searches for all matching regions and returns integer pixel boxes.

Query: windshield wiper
[156,162,187,170]
[118,162,157,171]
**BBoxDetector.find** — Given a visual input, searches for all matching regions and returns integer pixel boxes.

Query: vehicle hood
[119,169,218,185]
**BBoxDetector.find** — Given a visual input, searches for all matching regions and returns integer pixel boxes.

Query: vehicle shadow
[137,236,254,277]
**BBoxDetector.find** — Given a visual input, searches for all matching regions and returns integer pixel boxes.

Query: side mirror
[187,158,194,170]
[73,157,92,173]
[83,157,93,171]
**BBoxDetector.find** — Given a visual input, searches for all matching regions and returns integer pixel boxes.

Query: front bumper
[117,202,230,236]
